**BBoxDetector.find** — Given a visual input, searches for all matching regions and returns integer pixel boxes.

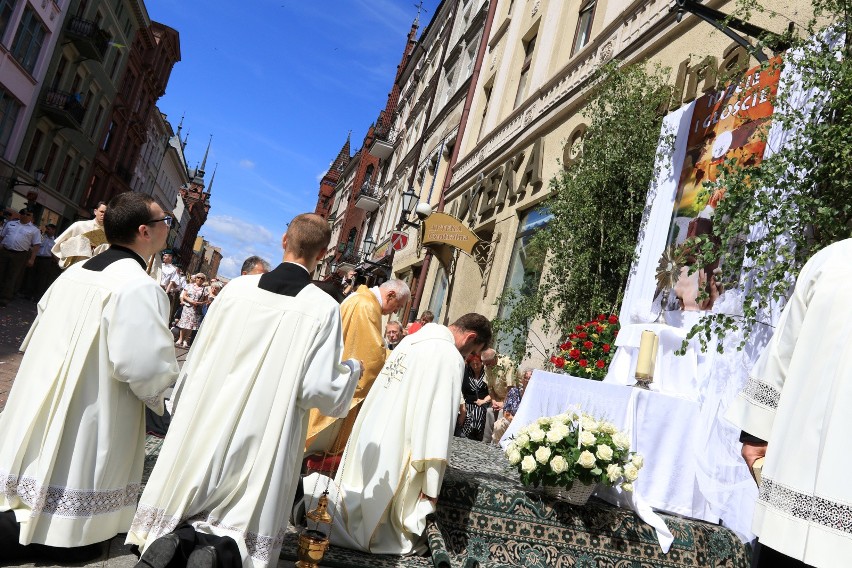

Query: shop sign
[452,137,544,227]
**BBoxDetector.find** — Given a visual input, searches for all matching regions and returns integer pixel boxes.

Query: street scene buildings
[315,0,798,365]
[0,0,220,277]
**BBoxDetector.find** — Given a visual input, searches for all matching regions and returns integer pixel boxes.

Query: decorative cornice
[451,0,673,188]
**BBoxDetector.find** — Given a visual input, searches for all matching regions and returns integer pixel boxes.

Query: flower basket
[548,314,620,381]
[542,482,597,505]
[505,410,643,500]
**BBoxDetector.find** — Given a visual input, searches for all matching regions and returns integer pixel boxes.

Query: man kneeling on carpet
[127,213,362,568]
[298,313,492,555]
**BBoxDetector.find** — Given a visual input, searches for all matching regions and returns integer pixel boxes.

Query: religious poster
[668,57,782,312]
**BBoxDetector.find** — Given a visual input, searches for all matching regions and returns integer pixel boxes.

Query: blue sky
[145,0,440,277]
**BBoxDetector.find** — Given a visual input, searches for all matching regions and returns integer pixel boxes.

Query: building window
[442,64,456,107]
[496,207,553,354]
[23,128,43,171]
[477,83,492,141]
[466,41,478,75]
[0,88,21,157]
[0,0,17,44]
[426,265,448,322]
[56,155,72,193]
[572,0,596,56]
[11,7,46,75]
[514,35,536,109]
[102,120,115,151]
[43,142,59,179]
[52,56,68,89]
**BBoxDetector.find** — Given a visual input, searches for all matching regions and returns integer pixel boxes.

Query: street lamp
[398,187,421,229]
[363,235,376,257]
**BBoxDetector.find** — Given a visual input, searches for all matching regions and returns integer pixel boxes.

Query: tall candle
[635,330,656,380]
[650,333,660,377]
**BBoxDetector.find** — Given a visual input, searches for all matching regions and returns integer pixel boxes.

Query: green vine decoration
[492,62,673,362]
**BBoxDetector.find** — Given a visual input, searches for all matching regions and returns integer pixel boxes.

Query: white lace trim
[131,504,286,563]
[1,471,140,518]
[760,477,852,535]
[741,375,780,409]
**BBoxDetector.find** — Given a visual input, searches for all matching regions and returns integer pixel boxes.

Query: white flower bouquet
[505,410,642,492]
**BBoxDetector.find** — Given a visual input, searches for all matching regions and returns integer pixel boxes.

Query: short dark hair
[96,201,107,208]
[286,213,331,259]
[451,313,492,348]
[420,310,435,323]
[104,192,155,245]
[19,208,32,215]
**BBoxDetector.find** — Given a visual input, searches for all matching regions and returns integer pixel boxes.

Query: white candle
[636,330,656,380]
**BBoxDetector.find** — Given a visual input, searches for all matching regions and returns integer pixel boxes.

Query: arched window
[345,227,357,254]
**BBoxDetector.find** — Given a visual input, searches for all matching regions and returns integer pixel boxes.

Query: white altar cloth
[501,371,720,550]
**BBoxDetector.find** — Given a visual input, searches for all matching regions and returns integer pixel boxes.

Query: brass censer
[296,491,333,567]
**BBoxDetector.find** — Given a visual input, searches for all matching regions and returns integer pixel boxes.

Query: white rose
[599,422,618,435]
[555,412,573,424]
[631,454,644,469]
[550,455,569,474]
[580,415,599,433]
[528,427,546,443]
[537,417,552,426]
[612,432,631,451]
[535,446,552,464]
[507,448,522,465]
[521,455,537,473]
[579,431,597,447]
[596,444,614,462]
[516,433,530,448]
[546,424,569,443]
[577,450,597,469]
[606,464,623,483]
[621,482,634,492]
[624,463,639,481]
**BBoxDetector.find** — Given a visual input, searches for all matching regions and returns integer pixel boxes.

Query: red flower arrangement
[548,314,620,381]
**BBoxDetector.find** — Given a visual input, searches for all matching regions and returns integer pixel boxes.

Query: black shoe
[187,545,217,568]
[134,533,181,568]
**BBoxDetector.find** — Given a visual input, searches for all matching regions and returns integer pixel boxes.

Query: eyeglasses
[145,215,173,227]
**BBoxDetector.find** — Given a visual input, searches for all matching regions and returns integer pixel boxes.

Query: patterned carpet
[146,436,750,568]
[278,438,751,567]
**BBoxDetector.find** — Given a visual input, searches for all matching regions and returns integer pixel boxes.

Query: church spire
[198,135,212,177]
[207,163,218,194]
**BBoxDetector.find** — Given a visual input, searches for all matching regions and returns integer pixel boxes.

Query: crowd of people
[0,194,492,568]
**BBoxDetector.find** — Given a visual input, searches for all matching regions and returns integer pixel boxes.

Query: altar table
[502,370,718,525]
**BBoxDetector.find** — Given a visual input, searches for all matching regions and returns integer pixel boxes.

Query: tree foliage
[685,0,852,351]
[492,62,671,362]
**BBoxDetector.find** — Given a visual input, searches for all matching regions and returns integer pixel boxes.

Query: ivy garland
[492,62,672,363]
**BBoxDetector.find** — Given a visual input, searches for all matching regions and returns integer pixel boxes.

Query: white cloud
[239,159,256,169]
[199,214,282,279]
[204,215,275,244]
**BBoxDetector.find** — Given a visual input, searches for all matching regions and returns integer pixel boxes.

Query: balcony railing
[369,124,398,160]
[41,89,86,129]
[66,17,112,62]
[355,181,382,212]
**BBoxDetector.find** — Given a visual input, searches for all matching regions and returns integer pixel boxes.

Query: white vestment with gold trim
[304,323,464,554]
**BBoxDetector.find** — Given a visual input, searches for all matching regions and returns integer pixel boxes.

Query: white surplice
[127,275,360,568]
[726,238,852,567]
[304,322,464,554]
[51,219,109,269]
[0,253,178,547]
